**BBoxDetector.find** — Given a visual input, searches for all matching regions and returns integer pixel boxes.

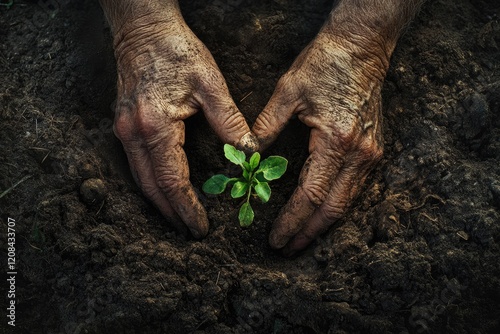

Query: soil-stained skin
[0,0,499,333]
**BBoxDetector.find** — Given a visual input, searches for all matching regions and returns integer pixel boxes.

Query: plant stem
[245,184,252,205]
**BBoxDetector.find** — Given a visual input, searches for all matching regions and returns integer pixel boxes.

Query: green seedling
[203,144,288,227]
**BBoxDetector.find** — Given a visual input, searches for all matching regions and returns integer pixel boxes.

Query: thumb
[252,74,303,150]
[197,73,258,153]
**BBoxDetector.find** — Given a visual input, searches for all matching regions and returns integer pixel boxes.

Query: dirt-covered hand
[253,21,391,253]
[106,4,257,238]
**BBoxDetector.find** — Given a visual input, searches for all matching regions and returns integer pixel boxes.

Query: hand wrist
[99,0,184,48]
[319,0,424,76]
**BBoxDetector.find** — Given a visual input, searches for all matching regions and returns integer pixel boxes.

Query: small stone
[80,178,107,204]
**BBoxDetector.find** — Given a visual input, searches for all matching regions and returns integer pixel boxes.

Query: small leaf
[231,181,249,198]
[242,161,251,172]
[203,174,231,194]
[254,182,271,203]
[224,144,246,165]
[242,162,252,180]
[249,152,261,170]
[242,168,250,181]
[257,156,288,180]
[239,202,254,227]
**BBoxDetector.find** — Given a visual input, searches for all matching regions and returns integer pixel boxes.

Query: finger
[268,129,343,249]
[268,184,318,249]
[121,140,187,234]
[285,154,374,252]
[146,119,209,238]
[196,70,258,152]
[252,74,303,150]
[286,124,384,251]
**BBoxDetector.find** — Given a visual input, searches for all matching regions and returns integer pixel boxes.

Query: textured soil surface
[1,0,500,333]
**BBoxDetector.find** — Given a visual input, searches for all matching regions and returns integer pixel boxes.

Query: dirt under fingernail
[237,132,259,153]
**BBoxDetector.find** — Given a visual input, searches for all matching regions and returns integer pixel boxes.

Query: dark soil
[1,0,500,333]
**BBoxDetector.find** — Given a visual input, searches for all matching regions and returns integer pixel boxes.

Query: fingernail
[191,229,202,239]
[236,132,259,153]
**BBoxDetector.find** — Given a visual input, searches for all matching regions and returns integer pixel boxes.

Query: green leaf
[231,181,249,198]
[239,202,254,227]
[256,156,288,181]
[254,182,271,203]
[202,174,232,194]
[224,144,246,165]
[242,162,252,181]
[242,168,250,181]
[249,152,260,171]
[255,171,269,183]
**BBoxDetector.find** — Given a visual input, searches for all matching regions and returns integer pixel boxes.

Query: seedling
[203,144,288,227]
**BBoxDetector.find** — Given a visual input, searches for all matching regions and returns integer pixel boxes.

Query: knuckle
[254,112,273,134]
[358,138,383,163]
[140,181,161,200]
[154,168,188,196]
[320,200,345,222]
[134,111,161,139]
[221,108,243,133]
[302,183,328,207]
[113,104,164,142]
[333,118,359,148]
[156,172,181,192]
[113,115,133,141]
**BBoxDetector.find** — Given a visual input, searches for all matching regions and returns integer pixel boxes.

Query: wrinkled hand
[253,30,388,253]
[112,13,257,238]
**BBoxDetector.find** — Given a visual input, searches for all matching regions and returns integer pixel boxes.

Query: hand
[253,29,388,253]
[111,10,257,238]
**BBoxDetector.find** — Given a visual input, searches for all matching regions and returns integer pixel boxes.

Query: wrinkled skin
[253,31,386,254]
[251,0,425,253]
[100,0,423,249]
[108,6,257,238]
